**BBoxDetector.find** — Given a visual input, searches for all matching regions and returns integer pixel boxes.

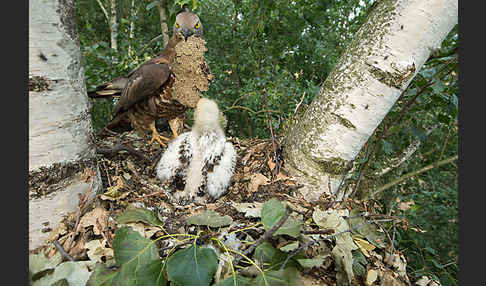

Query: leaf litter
[29,133,414,286]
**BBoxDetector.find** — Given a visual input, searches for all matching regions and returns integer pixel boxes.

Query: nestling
[156,98,237,203]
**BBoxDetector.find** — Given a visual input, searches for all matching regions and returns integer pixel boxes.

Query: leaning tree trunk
[283,0,458,202]
[29,0,102,250]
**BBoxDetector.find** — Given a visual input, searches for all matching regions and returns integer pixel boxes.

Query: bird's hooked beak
[182,28,194,41]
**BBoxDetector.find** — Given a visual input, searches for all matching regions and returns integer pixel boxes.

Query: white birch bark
[29,0,101,250]
[110,0,118,51]
[128,0,137,56]
[283,0,458,202]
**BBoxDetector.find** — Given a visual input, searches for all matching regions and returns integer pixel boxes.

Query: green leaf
[278,242,299,252]
[117,207,164,227]
[296,258,325,268]
[214,275,252,286]
[261,199,286,229]
[261,199,302,238]
[351,249,367,277]
[166,245,218,286]
[186,210,233,228]
[135,259,167,286]
[251,267,301,286]
[112,227,162,286]
[254,242,288,267]
[86,263,118,286]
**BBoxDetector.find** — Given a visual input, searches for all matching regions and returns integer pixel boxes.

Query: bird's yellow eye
[175,23,180,28]
[195,22,200,29]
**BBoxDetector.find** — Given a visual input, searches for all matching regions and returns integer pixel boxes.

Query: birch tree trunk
[158,0,170,48]
[283,0,458,202]
[110,0,118,51]
[29,0,102,250]
[128,0,137,57]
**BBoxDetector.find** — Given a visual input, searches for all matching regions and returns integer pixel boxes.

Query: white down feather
[156,98,236,202]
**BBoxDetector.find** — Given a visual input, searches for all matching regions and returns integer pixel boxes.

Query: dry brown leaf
[249,173,270,193]
[398,200,415,211]
[79,206,109,235]
[267,157,276,171]
[85,239,114,263]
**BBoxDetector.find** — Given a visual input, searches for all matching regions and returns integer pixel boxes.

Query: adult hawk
[88,11,212,146]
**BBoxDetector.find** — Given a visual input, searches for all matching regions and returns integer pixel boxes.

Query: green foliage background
[76,0,458,284]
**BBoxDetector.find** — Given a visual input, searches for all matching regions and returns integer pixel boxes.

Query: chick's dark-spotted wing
[113,62,171,114]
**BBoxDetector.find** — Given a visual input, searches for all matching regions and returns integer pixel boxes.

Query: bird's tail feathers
[87,77,128,99]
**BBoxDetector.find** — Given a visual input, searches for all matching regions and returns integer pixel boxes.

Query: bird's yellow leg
[168,117,184,138]
[150,123,170,147]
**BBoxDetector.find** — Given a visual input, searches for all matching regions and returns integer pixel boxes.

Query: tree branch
[375,124,439,177]
[97,144,152,164]
[235,206,292,264]
[372,155,458,196]
[95,0,110,23]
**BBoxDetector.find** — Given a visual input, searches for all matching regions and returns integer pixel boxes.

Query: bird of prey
[88,10,212,146]
[156,98,237,203]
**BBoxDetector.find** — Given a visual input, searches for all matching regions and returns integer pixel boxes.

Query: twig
[294,92,306,114]
[96,218,112,248]
[235,206,292,264]
[53,240,74,262]
[263,89,277,178]
[280,222,367,270]
[67,170,96,252]
[371,155,457,196]
[97,144,152,163]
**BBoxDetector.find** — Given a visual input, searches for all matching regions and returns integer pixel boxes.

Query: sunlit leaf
[166,245,218,286]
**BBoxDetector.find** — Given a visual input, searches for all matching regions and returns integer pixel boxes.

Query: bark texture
[110,0,118,51]
[29,0,101,250]
[283,0,458,202]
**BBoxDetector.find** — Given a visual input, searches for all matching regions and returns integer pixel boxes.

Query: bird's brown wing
[112,62,171,115]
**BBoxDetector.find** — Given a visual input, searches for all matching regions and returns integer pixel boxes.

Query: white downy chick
[156,98,236,203]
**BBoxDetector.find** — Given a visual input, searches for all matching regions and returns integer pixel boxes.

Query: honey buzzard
[88,11,212,146]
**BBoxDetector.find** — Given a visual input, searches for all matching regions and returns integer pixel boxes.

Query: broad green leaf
[166,245,218,286]
[296,258,325,268]
[113,227,159,265]
[352,249,368,277]
[261,199,286,229]
[279,242,299,252]
[251,267,301,286]
[261,199,302,238]
[186,210,233,228]
[254,242,288,267]
[86,263,118,286]
[112,227,162,286]
[117,207,164,227]
[135,259,167,286]
[214,275,252,286]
